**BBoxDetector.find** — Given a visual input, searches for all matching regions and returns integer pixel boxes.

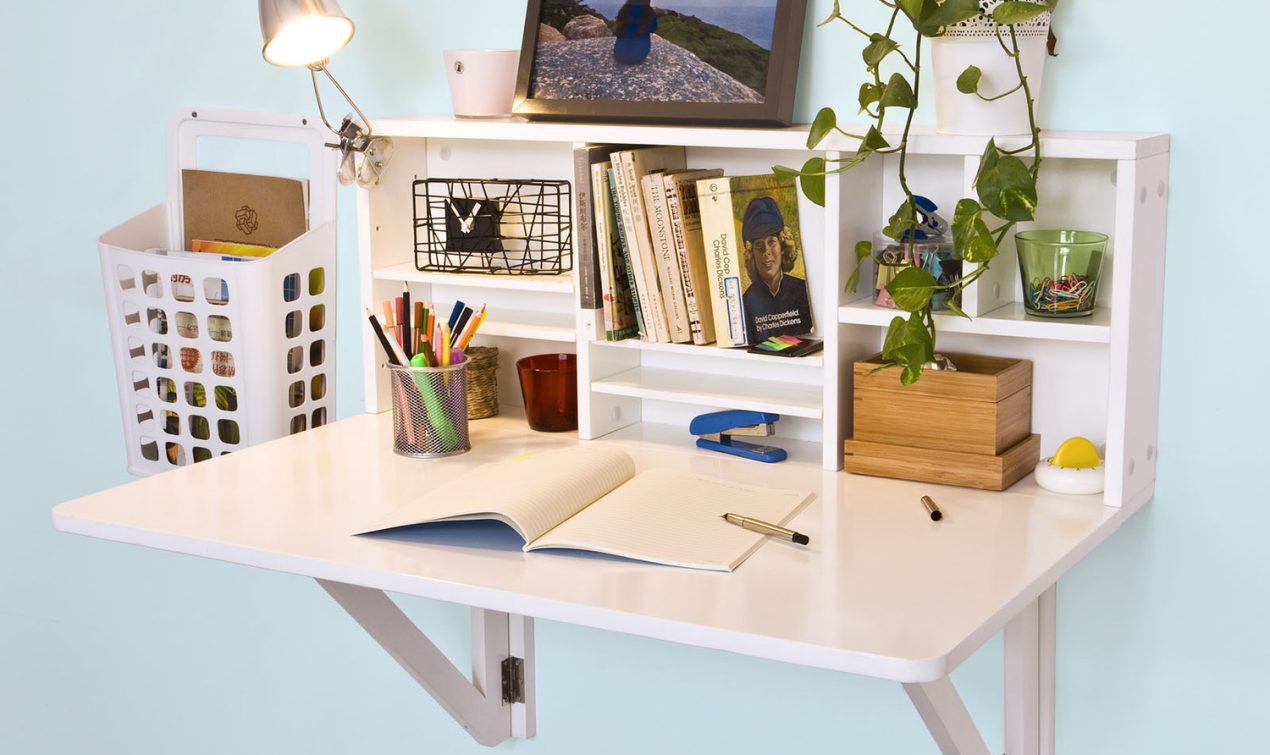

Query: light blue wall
[1,2,1264,752]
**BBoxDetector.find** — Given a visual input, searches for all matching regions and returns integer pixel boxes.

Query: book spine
[696,177,748,348]
[608,169,645,340]
[678,176,718,345]
[591,163,616,339]
[664,176,705,345]
[642,174,691,343]
[611,154,654,340]
[620,153,671,343]
[573,148,600,310]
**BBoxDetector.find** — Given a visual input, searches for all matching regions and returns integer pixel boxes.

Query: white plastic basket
[99,109,338,476]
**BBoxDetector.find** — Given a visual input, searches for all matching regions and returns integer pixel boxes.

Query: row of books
[574,146,814,349]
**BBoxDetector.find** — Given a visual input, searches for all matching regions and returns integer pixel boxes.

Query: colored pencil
[447,301,466,331]
[401,286,412,359]
[457,306,488,351]
[366,310,404,366]
[381,300,396,341]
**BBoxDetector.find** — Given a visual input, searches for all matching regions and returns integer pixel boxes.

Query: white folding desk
[52,413,1147,754]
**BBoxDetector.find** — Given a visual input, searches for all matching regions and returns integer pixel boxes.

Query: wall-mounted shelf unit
[358,116,1168,510]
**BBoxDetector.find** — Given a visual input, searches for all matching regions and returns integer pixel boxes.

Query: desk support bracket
[317,579,536,747]
[904,586,1056,755]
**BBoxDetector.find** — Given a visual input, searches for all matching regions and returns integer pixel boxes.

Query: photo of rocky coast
[531,0,778,103]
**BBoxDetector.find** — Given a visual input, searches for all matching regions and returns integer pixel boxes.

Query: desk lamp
[259,0,392,187]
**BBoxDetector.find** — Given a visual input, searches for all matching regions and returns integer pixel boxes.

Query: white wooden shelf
[837,301,1112,344]
[590,338,824,368]
[360,116,1169,486]
[441,304,575,343]
[374,261,575,294]
[592,367,823,419]
[372,115,1168,160]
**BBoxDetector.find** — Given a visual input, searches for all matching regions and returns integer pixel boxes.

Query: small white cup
[443,49,520,118]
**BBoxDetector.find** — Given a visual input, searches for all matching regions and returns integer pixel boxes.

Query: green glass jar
[1015,230,1108,318]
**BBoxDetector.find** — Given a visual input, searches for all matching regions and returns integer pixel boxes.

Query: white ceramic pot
[931,4,1050,136]
[443,49,520,118]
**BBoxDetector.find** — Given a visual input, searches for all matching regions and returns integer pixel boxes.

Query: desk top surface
[53,413,1141,683]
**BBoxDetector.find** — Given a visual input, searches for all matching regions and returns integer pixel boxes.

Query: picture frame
[514,0,807,127]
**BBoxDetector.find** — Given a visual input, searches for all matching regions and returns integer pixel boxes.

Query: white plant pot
[443,49,520,118]
[931,5,1050,136]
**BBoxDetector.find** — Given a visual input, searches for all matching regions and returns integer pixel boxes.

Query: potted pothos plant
[775,0,1057,384]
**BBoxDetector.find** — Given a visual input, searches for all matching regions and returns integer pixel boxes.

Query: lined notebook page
[528,469,815,572]
[362,447,636,543]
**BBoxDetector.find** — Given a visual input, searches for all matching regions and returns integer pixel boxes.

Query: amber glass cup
[516,353,578,432]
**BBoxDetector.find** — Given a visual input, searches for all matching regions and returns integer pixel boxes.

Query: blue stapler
[689,410,788,463]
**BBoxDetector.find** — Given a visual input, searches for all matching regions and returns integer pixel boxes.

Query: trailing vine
[775,0,1056,384]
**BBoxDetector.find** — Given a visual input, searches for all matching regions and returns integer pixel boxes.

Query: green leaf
[882,312,935,385]
[915,0,982,36]
[951,198,998,263]
[898,0,928,24]
[883,198,917,240]
[860,125,890,154]
[863,34,900,69]
[799,157,826,207]
[944,297,971,320]
[956,65,982,95]
[879,73,917,110]
[886,266,938,312]
[772,164,800,181]
[808,107,836,149]
[974,139,1038,222]
[858,82,883,114]
[818,0,843,26]
[992,1,1050,24]
[845,241,872,294]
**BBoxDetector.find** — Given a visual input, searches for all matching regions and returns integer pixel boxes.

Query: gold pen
[722,513,810,546]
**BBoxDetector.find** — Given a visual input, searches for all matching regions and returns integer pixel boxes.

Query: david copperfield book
[696,174,812,347]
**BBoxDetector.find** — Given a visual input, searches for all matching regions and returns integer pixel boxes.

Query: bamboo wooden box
[844,353,1040,491]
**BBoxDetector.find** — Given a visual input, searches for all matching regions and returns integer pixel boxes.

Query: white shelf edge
[590,339,824,367]
[370,115,1169,160]
[374,262,575,294]
[592,366,823,419]
[837,301,1112,344]
[441,305,576,344]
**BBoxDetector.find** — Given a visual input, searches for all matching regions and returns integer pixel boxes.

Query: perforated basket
[98,110,338,476]
[943,0,1051,38]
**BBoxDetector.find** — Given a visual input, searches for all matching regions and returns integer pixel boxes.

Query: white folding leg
[317,579,536,747]
[1005,585,1056,755]
[904,677,991,755]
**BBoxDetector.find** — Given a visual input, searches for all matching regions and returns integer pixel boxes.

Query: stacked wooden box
[843,353,1040,491]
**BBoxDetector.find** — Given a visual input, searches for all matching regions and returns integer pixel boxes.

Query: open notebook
[360,447,815,572]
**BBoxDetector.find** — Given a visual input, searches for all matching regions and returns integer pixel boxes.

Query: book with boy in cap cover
[696,174,813,347]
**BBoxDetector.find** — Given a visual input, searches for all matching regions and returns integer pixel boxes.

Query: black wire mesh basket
[413,178,573,275]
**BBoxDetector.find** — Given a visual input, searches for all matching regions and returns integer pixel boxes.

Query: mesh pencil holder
[464,346,499,420]
[389,363,471,458]
[98,110,338,476]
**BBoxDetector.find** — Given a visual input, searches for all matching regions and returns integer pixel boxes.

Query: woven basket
[465,346,500,419]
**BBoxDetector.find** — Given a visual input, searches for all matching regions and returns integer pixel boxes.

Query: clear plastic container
[872,234,963,311]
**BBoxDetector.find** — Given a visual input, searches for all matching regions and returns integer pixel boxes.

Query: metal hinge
[500,656,525,705]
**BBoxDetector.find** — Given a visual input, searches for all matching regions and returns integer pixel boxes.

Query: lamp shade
[260,0,355,67]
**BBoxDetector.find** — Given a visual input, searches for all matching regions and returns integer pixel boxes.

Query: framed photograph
[514,0,806,127]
